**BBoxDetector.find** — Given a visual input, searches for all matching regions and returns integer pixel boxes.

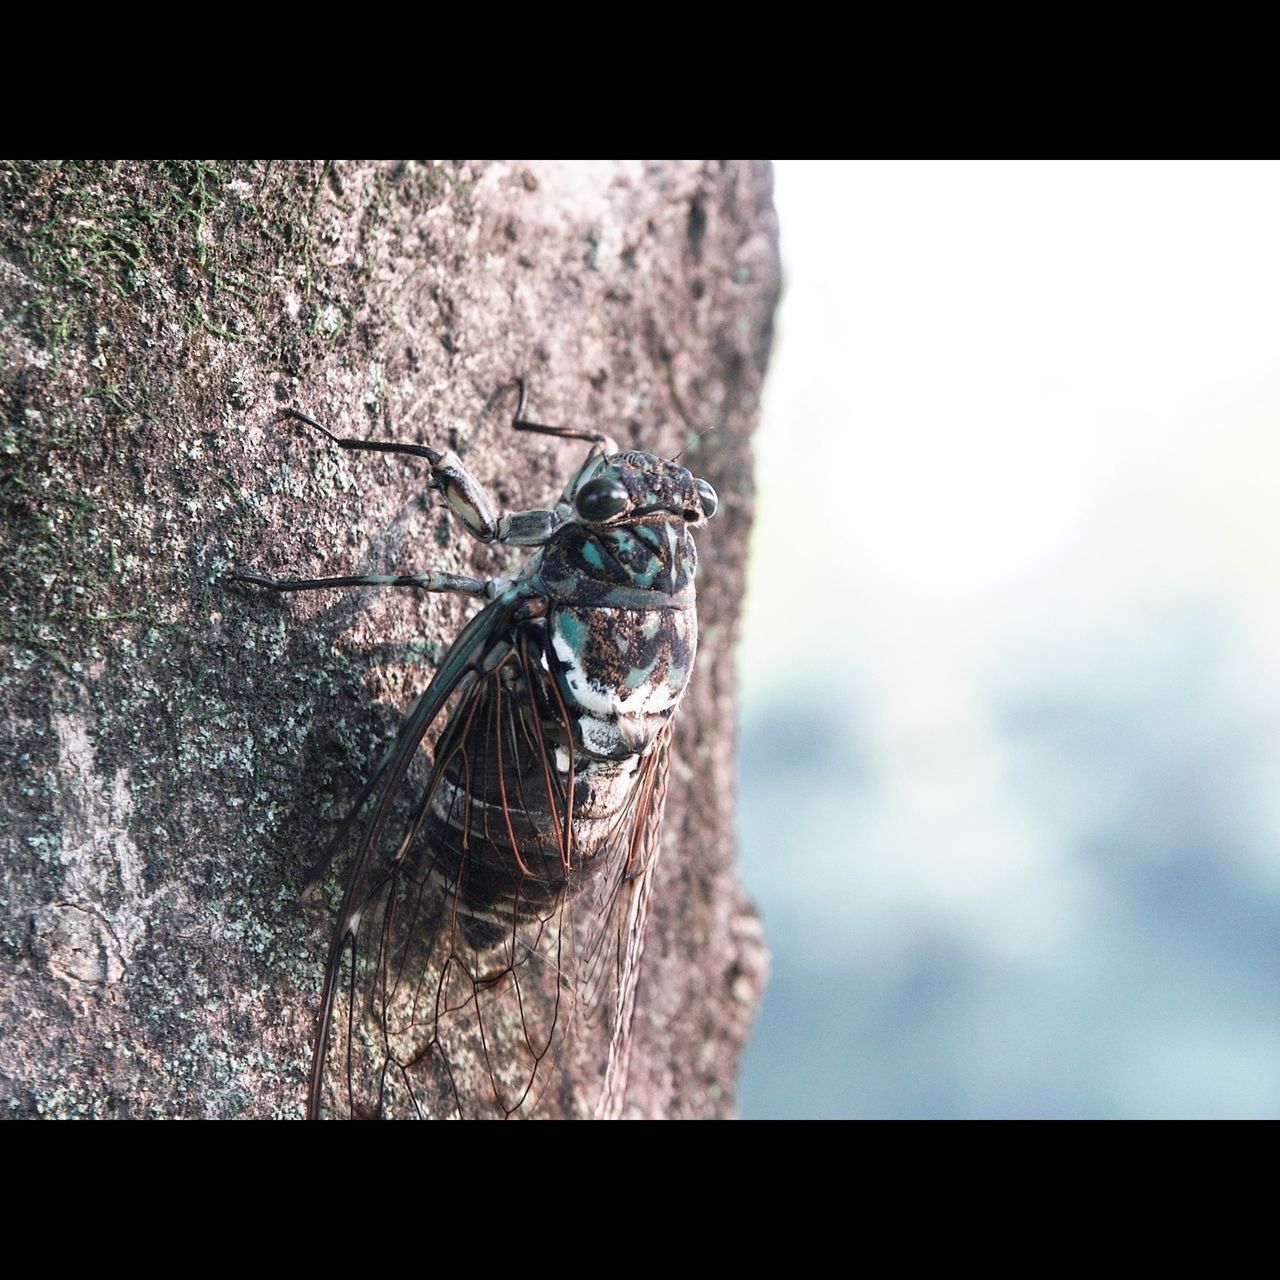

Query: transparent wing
[592,733,669,1119]
[308,603,670,1120]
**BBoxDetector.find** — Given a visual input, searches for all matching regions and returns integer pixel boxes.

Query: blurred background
[735,161,1280,1119]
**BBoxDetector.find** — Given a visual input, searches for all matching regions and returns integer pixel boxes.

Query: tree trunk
[0,160,778,1118]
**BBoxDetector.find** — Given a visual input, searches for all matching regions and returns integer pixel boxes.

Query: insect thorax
[533,516,699,762]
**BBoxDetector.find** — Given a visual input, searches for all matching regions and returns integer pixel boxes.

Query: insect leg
[279,409,451,464]
[279,407,511,543]
[281,407,562,547]
[227,568,496,599]
[508,379,619,453]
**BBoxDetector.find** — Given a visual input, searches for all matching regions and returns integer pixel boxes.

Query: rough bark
[0,160,778,1119]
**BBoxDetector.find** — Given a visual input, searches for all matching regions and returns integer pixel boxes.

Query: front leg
[279,408,565,547]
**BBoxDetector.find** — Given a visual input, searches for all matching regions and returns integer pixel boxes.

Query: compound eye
[695,478,719,519]
[576,476,629,521]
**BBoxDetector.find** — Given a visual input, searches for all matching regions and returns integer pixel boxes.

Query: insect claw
[276,407,343,445]
[225,568,274,589]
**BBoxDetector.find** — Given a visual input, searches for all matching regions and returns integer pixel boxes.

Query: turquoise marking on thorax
[607,529,660,587]
[581,539,606,572]
[554,609,588,653]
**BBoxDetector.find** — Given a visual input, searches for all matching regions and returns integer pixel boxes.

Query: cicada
[233,382,718,1118]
